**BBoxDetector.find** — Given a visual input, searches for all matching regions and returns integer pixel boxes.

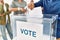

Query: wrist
[18,7,21,11]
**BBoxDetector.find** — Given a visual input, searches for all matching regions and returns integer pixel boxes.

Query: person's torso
[0,4,9,25]
[43,0,60,14]
[13,1,26,15]
[0,5,4,14]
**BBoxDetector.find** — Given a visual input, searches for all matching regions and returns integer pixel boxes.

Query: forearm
[9,8,27,13]
[9,8,18,12]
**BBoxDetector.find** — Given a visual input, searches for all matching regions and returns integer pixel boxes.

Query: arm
[9,1,27,13]
[9,8,27,13]
[9,1,18,12]
[28,0,43,10]
[9,8,18,12]
[34,0,43,7]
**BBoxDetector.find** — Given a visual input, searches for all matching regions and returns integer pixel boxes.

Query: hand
[20,8,26,13]
[0,14,2,16]
[0,14,3,16]
[28,0,34,10]
[0,14,5,16]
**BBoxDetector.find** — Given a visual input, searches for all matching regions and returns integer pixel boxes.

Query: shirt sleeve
[34,0,43,7]
[48,1,60,15]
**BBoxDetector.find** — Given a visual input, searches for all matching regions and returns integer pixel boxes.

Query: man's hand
[28,0,34,10]
[20,8,27,13]
[0,14,5,16]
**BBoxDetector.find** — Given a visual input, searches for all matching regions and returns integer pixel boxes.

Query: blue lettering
[20,29,24,34]
[29,30,32,36]
[24,29,28,35]
[32,31,36,37]
[20,29,36,37]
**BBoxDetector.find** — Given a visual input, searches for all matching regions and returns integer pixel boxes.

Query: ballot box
[12,14,58,40]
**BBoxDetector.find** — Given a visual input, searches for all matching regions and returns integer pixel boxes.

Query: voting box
[12,14,58,40]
